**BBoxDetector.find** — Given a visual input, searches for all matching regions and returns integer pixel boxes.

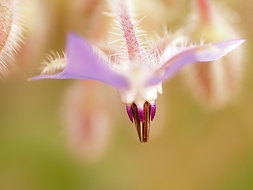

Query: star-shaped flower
[30,0,244,143]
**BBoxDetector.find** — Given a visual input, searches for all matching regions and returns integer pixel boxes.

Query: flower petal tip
[28,74,60,81]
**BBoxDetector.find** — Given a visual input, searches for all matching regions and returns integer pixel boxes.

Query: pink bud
[0,0,24,76]
[183,0,244,108]
[62,81,115,161]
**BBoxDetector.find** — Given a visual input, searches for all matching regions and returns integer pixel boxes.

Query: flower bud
[0,0,24,76]
[62,81,114,161]
[183,0,244,108]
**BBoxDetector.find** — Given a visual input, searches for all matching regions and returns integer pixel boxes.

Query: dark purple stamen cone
[129,102,154,143]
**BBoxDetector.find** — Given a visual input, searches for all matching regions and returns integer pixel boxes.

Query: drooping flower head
[30,0,244,143]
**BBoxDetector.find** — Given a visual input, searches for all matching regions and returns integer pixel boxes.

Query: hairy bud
[184,0,244,108]
[0,0,24,76]
[62,81,113,161]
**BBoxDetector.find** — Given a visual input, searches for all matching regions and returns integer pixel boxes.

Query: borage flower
[30,1,244,143]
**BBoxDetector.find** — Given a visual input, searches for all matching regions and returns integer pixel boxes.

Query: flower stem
[196,0,212,26]
[117,1,141,61]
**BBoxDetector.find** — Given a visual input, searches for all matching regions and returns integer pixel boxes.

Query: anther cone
[130,102,153,143]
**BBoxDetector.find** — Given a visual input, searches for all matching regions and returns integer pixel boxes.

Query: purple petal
[30,32,129,89]
[148,39,245,86]
[195,39,245,62]
[150,103,156,121]
[126,104,133,123]
[137,107,145,123]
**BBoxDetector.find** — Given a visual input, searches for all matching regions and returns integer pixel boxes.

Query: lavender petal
[195,39,245,62]
[148,39,245,86]
[148,49,197,86]
[30,33,129,89]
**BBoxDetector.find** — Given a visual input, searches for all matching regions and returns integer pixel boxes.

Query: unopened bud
[0,0,24,76]
[62,81,113,161]
[184,0,244,108]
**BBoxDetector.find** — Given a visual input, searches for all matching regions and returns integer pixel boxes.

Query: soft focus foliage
[0,0,253,190]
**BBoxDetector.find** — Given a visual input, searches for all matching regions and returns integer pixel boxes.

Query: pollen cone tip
[131,102,151,143]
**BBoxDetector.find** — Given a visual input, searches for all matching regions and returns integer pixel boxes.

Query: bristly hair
[0,0,26,77]
[40,51,66,75]
[106,0,150,64]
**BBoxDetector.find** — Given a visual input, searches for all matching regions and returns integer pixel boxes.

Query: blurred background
[1,0,253,189]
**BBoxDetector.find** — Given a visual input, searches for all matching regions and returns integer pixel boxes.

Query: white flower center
[117,63,162,107]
